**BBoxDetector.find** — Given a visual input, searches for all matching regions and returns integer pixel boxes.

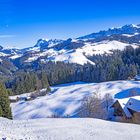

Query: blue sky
[0,0,140,48]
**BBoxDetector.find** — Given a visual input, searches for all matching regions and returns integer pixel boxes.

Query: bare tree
[78,92,107,119]
[103,93,113,112]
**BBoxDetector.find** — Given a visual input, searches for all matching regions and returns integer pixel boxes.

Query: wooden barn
[111,96,140,123]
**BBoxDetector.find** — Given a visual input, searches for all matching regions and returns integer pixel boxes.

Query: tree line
[6,71,51,95]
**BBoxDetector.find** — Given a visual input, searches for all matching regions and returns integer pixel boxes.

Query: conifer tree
[40,72,51,92]
[0,83,12,119]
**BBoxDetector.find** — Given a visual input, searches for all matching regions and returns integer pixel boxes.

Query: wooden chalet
[111,96,140,123]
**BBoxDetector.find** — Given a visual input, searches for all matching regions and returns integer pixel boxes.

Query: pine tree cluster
[6,71,50,95]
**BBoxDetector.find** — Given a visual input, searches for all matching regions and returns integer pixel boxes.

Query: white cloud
[0,35,16,38]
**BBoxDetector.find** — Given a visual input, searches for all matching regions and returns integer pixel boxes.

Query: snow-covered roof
[9,96,18,100]
[126,98,140,112]
[117,96,140,117]
[134,75,140,80]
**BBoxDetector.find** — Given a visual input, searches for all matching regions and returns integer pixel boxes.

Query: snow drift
[1,118,140,140]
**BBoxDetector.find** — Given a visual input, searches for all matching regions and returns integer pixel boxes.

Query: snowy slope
[24,40,139,65]
[11,80,140,120]
[10,54,23,59]
[80,40,138,55]
[1,117,140,140]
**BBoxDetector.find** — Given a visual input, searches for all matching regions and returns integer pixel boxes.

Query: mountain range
[0,24,140,67]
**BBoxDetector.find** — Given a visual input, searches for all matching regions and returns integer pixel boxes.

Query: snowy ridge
[81,40,138,55]
[79,24,140,39]
[122,32,139,37]
[10,54,23,59]
[0,52,9,57]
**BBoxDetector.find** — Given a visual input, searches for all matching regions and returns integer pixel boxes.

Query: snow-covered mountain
[1,24,140,66]
[19,40,139,65]
[78,24,140,39]
[0,47,21,57]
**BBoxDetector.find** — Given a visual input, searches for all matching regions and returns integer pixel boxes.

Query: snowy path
[1,118,140,140]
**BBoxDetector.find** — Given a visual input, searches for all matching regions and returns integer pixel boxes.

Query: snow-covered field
[1,80,140,140]
[1,117,140,140]
[11,80,140,120]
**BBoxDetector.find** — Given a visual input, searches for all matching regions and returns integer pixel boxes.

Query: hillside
[11,80,140,120]
[1,117,140,140]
